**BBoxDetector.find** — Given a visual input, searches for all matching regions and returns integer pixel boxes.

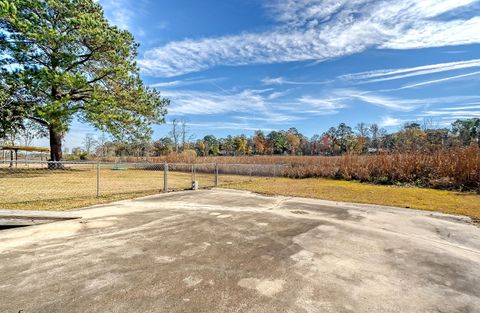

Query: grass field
[0,164,255,211]
[225,178,480,222]
[1,164,479,222]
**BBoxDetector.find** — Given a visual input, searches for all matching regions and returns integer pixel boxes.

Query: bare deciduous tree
[369,124,380,152]
[169,119,191,153]
[18,122,45,147]
[96,133,109,157]
[181,120,192,150]
[169,119,180,153]
[83,133,98,156]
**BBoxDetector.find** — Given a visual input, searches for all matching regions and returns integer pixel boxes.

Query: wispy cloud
[266,0,477,28]
[99,0,150,36]
[330,90,427,111]
[268,90,291,100]
[296,96,348,115]
[138,0,480,77]
[164,89,268,115]
[162,88,299,125]
[99,0,134,30]
[340,59,480,83]
[381,17,480,50]
[422,110,480,117]
[156,84,480,133]
[421,104,480,119]
[443,50,468,54]
[380,116,403,127]
[188,122,275,132]
[329,90,480,112]
[347,92,422,111]
[438,104,480,110]
[262,76,331,85]
[400,71,480,89]
[163,87,350,124]
[150,77,225,88]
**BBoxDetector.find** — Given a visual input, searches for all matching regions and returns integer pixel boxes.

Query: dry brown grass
[225,177,480,222]
[1,159,479,222]
[148,146,480,191]
[1,162,479,223]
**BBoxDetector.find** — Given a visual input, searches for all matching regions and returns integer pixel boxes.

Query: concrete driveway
[1,189,479,313]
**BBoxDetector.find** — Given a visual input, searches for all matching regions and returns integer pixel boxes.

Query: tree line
[59,118,480,159]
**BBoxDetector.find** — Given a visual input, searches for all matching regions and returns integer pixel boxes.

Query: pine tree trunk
[48,127,64,169]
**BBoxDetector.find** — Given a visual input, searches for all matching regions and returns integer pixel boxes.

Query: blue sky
[61,0,480,148]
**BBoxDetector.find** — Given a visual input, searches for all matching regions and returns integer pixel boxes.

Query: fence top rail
[0,160,289,167]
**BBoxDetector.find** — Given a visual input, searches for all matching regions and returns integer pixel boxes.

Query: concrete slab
[0,210,81,228]
[0,189,479,313]
[0,210,79,219]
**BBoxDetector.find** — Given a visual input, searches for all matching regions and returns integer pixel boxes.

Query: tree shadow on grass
[0,168,90,179]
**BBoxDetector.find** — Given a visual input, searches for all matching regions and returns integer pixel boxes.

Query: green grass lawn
[224,177,480,222]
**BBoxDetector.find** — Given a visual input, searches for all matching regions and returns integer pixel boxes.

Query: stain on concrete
[183,276,203,288]
[282,200,364,221]
[154,256,176,264]
[134,190,274,208]
[238,278,286,297]
[291,210,309,215]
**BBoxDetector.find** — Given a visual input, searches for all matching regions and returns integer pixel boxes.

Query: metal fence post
[193,163,196,181]
[163,162,168,192]
[273,164,277,177]
[214,163,219,187]
[191,163,199,190]
[96,160,100,197]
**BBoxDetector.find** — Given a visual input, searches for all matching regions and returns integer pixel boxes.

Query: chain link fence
[0,160,287,210]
